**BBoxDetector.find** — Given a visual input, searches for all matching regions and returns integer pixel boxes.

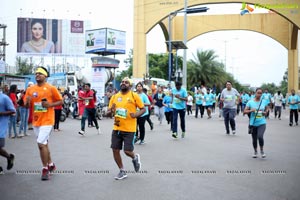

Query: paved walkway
[0,109,299,200]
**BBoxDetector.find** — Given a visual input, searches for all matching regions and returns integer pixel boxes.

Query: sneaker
[252,152,258,158]
[97,128,101,134]
[134,137,140,144]
[172,132,178,138]
[232,130,236,135]
[7,154,15,170]
[226,132,230,135]
[181,132,185,138]
[19,133,25,137]
[0,166,3,175]
[261,151,266,158]
[150,123,154,130]
[132,154,141,172]
[296,123,298,126]
[114,170,127,180]
[41,168,50,181]
[48,163,56,173]
[289,123,293,127]
[78,130,85,135]
[139,140,145,145]
[24,133,31,136]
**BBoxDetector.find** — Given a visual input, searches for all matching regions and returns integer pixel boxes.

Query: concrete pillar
[133,0,147,78]
[288,49,299,92]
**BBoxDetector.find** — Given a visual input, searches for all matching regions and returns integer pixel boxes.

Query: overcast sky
[1,0,297,87]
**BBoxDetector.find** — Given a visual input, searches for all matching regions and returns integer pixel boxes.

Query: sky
[0,0,297,87]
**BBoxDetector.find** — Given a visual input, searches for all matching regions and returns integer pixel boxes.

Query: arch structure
[133,0,300,91]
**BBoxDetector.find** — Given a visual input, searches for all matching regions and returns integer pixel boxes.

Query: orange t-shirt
[25,83,62,126]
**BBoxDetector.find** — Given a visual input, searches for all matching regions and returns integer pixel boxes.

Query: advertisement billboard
[17,18,87,56]
[85,28,126,55]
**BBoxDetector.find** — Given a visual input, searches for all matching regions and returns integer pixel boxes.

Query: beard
[120,84,129,92]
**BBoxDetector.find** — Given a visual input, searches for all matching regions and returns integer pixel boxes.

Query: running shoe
[132,154,141,172]
[261,151,266,158]
[48,163,56,173]
[252,151,258,158]
[78,130,85,135]
[114,170,127,180]
[7,154,15,170]
[232,130,236,135]
[41,168,50,181]
[97,128,101,134]
[139,140,146,145]
[172,132,178,138]
[181,132,185,138]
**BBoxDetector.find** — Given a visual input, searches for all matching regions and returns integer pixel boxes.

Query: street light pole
[183,0,187,88]
[168,14,173,83]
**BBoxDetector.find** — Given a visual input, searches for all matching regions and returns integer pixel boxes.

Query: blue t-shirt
[288,95,300,110]
[138,92,150,117]
[171,88,188,110]
[246,99,268,126]
[0,93,16,138]
[163,95,173,112]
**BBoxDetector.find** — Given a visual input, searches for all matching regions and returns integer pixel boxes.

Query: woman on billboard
[21,19,55,53]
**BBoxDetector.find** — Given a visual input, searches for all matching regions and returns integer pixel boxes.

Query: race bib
[256,110,263,119]
[34,102,47,113]
[225,95,233,101]
[115,108,127,119]
[174,97,181,103]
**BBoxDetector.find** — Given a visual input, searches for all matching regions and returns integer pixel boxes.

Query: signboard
[17,17,88,56]
[85,28,126,55]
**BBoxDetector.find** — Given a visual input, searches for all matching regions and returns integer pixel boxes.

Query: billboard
[85,28,126,55]
[17,18,88,56]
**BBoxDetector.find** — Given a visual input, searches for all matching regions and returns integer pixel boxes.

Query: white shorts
[33,126,53,145]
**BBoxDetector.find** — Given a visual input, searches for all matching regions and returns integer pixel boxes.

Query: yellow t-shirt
[25,83,62,126]
[109,91,144,132]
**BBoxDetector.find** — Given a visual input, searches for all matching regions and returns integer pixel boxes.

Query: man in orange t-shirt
[108,77,146,180]
[24,66,63,181]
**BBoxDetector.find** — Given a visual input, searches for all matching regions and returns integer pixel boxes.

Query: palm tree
[187,49,227,89]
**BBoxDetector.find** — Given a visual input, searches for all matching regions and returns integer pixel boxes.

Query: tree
[187,49,227,90]
[15,56,34,75]
[116,49,133,81]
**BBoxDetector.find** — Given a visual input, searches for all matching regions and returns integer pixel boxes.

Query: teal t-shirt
[194,93,204,105]
[171,88,188,109]
[138,92,150,117]
[288,95,300,110]
[246,99,268,126]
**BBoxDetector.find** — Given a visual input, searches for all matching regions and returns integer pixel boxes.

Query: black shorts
[205,105,212,109]
[0,138,5,148]
[111,130,135,151]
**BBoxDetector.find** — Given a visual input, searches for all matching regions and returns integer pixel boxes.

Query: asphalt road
[0,109,299,200]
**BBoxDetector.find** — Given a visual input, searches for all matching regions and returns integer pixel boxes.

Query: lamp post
[175,68,183,82]
[167,6,209,85]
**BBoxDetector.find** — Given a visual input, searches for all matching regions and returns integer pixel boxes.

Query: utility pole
[0,24,9,62]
